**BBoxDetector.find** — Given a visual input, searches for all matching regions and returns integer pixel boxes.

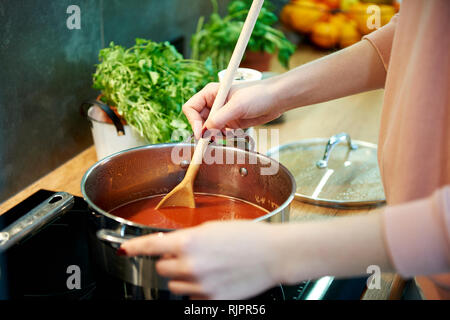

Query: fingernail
[201,127,216,143]
[116,248,127,256]
[201,127,208,138]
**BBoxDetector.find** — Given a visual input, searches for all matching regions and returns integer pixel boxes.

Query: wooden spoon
[156,0,264,209]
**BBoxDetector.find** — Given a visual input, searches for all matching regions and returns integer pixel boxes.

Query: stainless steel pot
[81,143,296,298]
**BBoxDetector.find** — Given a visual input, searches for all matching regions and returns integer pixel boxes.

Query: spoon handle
[208,0,264,117]
[188,0,264,183]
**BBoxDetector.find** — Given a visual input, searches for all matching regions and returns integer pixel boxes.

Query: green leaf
[170,119,188,129]
[149,71,159,84]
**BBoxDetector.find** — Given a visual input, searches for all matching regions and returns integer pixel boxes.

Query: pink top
[363,0,450,299]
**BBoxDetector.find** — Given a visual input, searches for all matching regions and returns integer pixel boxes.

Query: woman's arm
[183,19,397,137]
[271,39,388,113]
[120,184,450,299]
[271,14,399,112]
[275,213,393,284]
[119,212,393,299]
[276,186,450,284]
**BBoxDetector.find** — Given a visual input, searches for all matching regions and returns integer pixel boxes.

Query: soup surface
[110,193,268,229]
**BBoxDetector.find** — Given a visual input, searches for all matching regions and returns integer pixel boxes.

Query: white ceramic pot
[218,67,262,84]
[87,106,147,160]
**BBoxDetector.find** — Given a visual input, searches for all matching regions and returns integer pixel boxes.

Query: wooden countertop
[0,146,96,214]
[0,46,395,299]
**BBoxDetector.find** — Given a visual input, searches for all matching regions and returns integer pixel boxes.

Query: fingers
[168,280,207,297]
[237,113,281,129]
[182,106,204,139]
[120,232,187,257]
[190,295,210,300]
[199,108,210,120]
[183,83,220,139]
[204,100,244,131]
[156,258,194,279]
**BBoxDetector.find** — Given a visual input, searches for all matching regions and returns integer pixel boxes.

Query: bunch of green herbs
[93,38,215,144]
[191,0,295,72]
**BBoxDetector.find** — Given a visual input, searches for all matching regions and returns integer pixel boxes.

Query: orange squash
[348,2,373,35]
[290,0,328,33]
[280,4,295,27]
[320,0,341,10]
[329,13,348,31]
[380,4,396,26]
[339,21,361,48]
[311,21,340,48]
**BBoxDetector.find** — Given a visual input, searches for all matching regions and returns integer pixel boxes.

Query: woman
[119,0,450,299]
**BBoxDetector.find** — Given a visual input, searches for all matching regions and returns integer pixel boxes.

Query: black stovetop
[0,190,370,300]
[0,190,320,300]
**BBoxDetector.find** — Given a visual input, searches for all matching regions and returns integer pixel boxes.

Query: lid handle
[316,133,358,169]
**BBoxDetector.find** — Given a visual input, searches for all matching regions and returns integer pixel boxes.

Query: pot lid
[267,133,386,208]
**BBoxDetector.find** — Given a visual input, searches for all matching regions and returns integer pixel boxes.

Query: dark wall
[0,0,229,202]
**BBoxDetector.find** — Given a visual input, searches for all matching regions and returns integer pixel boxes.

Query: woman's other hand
[119,221,283,300]
[182,81,283,139]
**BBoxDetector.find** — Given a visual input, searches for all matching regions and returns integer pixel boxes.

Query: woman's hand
[119,214,393,299]
[183,80,283,139]
[119,221,284,299]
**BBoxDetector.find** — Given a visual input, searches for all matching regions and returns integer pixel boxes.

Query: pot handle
[316,133,358,169]
[80,99,125,136]
[96,229,136,249]
[186,130,256,152]
[0,192,74,253]
[221,129,256,152]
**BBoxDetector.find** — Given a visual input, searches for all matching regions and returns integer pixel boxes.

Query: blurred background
[0,0,399,202]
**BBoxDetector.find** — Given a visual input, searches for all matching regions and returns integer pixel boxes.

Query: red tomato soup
[110,193,268,229]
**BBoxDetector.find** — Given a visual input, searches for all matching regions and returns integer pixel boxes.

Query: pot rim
[81,143,296,231]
